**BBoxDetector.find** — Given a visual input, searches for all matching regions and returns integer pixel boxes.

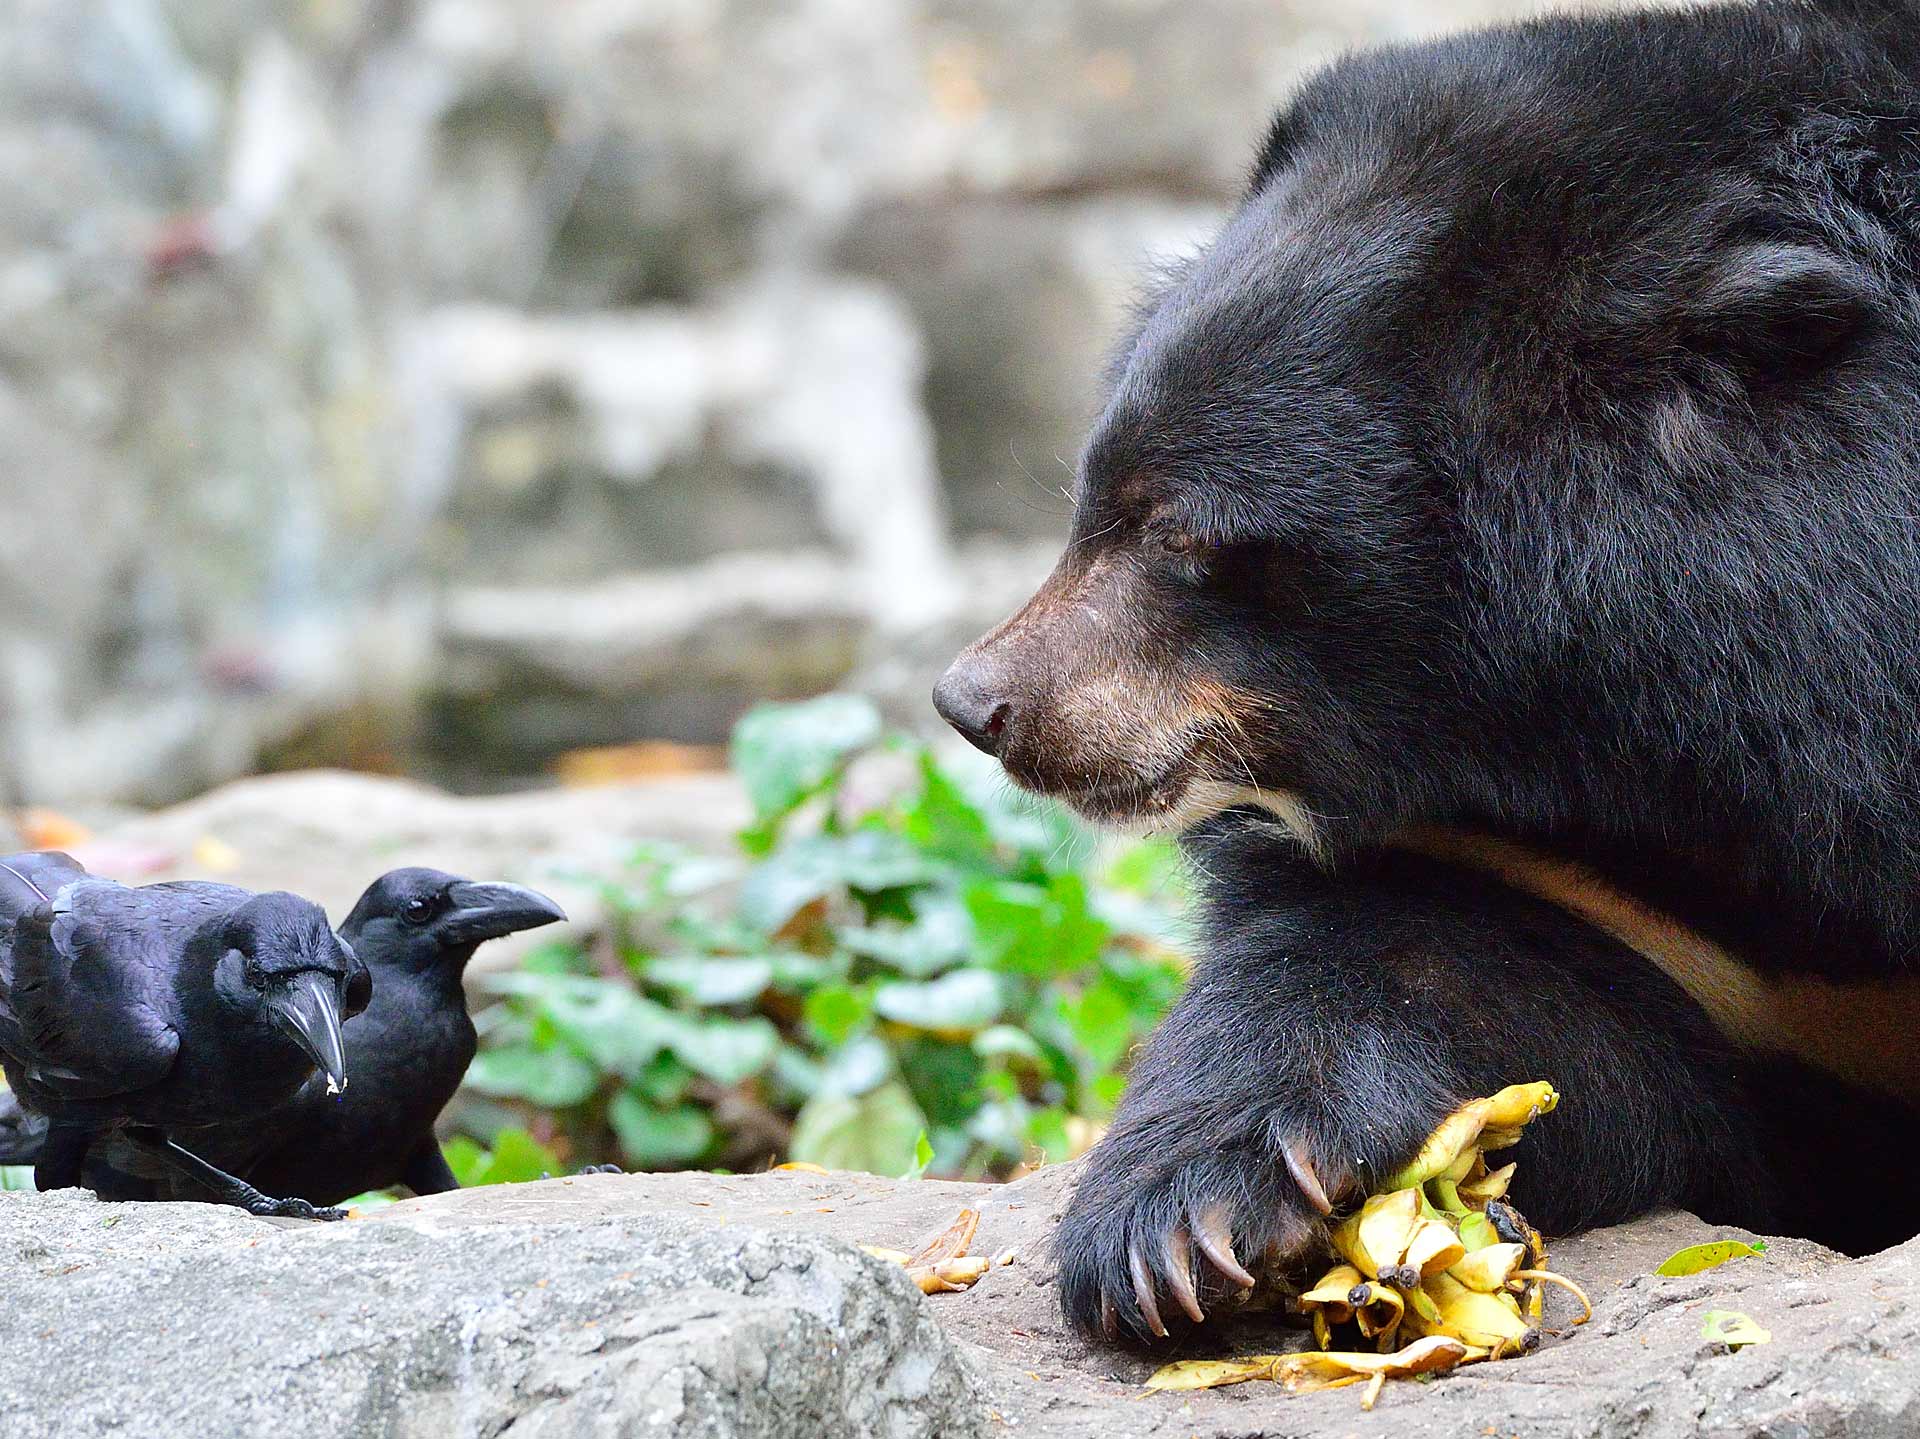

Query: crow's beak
[267,970,349,1094]
[440,882,567,946]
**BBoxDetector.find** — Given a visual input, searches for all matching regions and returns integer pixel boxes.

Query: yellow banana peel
[1446,1241,1526,1293]
[1161,1080,1584,1412]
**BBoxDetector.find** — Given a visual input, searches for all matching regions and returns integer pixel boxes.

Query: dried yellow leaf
[905,1207,979,1268]
[1146,1336,1471,1395]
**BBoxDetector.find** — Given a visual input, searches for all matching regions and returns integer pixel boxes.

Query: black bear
[934,0,1920,1344]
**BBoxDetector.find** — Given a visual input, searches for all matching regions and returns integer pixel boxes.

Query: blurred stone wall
[0,0,1622,802]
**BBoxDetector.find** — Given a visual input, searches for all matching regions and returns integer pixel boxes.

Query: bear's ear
[1678,240,1876,380]
[1250,110,1298,191]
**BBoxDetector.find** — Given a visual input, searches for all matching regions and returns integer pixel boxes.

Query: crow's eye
[402,896,436,926]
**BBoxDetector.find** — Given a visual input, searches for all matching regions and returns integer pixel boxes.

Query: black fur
[943,0,1920,975]
[1058,818,1920,1344]
[1094,0,1920,976]
[934,0,1920,1348]
[1121,0,1920,972]
[1059,820,1751,1343]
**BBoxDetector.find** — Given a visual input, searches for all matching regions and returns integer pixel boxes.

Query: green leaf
[964,873,1108,978]
[488,973,673,1077]
[1657,1240,1769,1277]
[466,1044,601,1109]
[610,1092,715,1165]
[441,1135,489,1187]
[1065,977,1134,1071]
[1103,838,1185,896]
[789,1079,928,1176]
[901,1129,935,1181]
[650,851,744,899]
[629,1051,693,1104]
[1089,888,1191,948]
[965,1097,1030,1157]
[738,831,935,933]
[640,956,774,1006]
[899,751,995,864]
[896,1037,985,1129]
[842,892,972,977]
[516,940,590,975]
[1026,1106,1073,1163]
[815,1034,892,1098]
[770,1044,826,1102]
[484,1128,564,1184]
[1701,1310,1771,1347]
[766,951,834,988]
[973,1024,1044,1062]
[803,984,873,1046]
[939,748,1082,862]
[731,694,882,828]
[664,1015,780,1085]
[446,1128,565,1187]
[873,968,1004,1032]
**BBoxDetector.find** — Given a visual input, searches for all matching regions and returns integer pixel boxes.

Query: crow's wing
[0,851,87,928]
[0,880,182,1103]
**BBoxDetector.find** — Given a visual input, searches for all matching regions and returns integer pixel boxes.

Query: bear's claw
[1056,1136,1349,1346]
[1128,1244,1167,1336]
[1284,1141,1335,1215]
[1193,1203,1257,1288]
[1163,1225,1207,1323]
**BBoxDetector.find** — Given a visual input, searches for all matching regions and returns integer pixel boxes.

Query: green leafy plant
[460,694,1190,1179]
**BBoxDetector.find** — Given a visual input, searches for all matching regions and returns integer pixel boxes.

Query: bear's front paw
[1054,1124,1352,1345]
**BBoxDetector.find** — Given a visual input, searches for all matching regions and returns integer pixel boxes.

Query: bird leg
[32,1120,93,1193]
[399,1140,460,1196]
[122,1127,346,1221]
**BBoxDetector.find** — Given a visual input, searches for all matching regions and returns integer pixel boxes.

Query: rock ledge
[2,1165,1916,1439]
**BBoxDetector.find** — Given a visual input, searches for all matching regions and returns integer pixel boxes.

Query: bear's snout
[932,556,1266,830]
[931,654,1012,756]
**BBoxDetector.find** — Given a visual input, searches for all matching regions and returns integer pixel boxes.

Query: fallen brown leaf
[906,1208,979,1268]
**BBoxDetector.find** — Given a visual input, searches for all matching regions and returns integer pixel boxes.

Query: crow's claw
[247,1194,346,1221]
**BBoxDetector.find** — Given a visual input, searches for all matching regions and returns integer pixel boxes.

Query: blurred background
[0,0,1626,1187]
[0,0,1604,810]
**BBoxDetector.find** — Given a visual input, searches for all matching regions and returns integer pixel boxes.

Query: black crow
[218,867,565,1203]
[0,851,368,1219]
[0,867,564,1206]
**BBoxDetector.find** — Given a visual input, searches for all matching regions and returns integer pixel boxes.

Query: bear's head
[935,3,1920,867]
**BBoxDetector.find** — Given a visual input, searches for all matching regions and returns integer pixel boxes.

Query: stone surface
[0,2,423,808]
[0,1189,982,1439]
[1,1162,1914,1438]
[409,285,954,618]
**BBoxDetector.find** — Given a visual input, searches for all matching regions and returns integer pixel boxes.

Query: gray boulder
[0,1191,981,1439]
[3,1162,1918,1438]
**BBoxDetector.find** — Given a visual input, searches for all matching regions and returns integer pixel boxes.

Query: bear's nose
[932,658,1013,756]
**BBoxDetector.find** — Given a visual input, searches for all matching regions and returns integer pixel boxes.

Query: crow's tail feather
[0,851,86,927]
